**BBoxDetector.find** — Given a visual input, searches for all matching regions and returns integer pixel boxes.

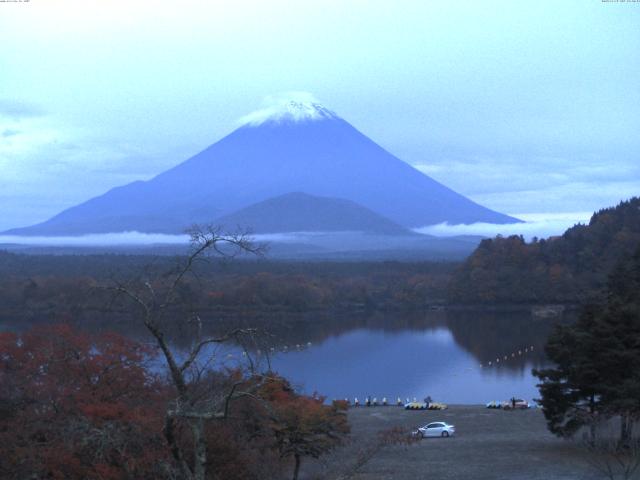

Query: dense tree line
[0,255,454,327]
[449,197,640,304]
[0,250,454,281]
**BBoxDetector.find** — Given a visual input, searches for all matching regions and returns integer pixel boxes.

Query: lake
[159,307,564,405]
[238,309,561,405]
[1,307,568,405]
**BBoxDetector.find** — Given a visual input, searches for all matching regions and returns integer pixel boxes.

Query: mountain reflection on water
[233,309,564,404]
[1,308,569,404]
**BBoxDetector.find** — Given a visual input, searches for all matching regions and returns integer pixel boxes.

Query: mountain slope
[214,192,412,235]
[6,100,519,236]
[448,197,640,304]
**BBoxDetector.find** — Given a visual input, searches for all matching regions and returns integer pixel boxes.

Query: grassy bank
[305,406,602,479]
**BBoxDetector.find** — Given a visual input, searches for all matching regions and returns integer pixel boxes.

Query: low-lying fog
[0,212,591,247]
[414,212,592,240]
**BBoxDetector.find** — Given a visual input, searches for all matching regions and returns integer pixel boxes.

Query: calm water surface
[268,328,538,404]
[2,308,568,404]
[253,310,559,404]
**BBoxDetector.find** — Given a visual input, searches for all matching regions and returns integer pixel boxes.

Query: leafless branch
[102,224,268,480]
[179,328,256,374]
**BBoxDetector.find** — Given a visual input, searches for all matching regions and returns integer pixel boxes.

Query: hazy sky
[1,0,638,232]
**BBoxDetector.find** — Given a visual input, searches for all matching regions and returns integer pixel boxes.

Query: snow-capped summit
[239,92,338,126]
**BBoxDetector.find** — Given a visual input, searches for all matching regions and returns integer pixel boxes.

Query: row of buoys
[224,343,533,366]
[258,342,314,355]
[221,342,314,359]
[480,345,535,368]
[238,343,535,365]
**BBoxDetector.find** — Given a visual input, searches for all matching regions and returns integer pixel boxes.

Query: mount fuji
[5,97,519,237]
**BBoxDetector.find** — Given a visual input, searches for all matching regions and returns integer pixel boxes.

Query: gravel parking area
[335,405,600,480]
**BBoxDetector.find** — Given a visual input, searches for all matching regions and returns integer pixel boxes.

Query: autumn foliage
[0,325,350,480]
[0,324,168,479]
[260,377,350,479]
[449,197,640,304]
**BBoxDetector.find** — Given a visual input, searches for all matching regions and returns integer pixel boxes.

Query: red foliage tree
[260,376,350,480]
[0,324,170,479]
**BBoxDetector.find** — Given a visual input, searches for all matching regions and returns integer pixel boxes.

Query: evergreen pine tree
[534,246,640,443]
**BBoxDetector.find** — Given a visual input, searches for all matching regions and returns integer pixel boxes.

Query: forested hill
[448,197,640,305]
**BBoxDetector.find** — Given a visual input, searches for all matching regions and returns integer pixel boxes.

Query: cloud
[0,231,347,247]
[413,211,593,240]
[0,99,45,119]
[411,151,639,216]
[0,111,173,231]
[469,181,639,217]
[0,232,191,246]
[1,129,19,138]
[414,153,638,195]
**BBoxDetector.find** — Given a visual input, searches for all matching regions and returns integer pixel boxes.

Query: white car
[415,422,455,438]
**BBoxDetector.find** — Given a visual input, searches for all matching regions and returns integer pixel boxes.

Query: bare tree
[110,225,267,480]
[584,439,640,480]
[580,420,640,480]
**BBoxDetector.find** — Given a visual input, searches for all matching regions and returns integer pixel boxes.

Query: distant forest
[1,198,638,320]
[448,197,640,304]
[0,253,456,330]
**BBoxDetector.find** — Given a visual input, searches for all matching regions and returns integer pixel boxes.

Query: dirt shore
[313,405,602,480]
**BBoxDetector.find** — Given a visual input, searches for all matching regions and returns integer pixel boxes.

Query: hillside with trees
[448,198,640,304]
[534,245,640,441]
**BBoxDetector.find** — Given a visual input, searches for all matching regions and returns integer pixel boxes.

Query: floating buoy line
[479,345,536,369]
[222,343,537,372]
[221,341,315,359]
[216,343,539,407]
